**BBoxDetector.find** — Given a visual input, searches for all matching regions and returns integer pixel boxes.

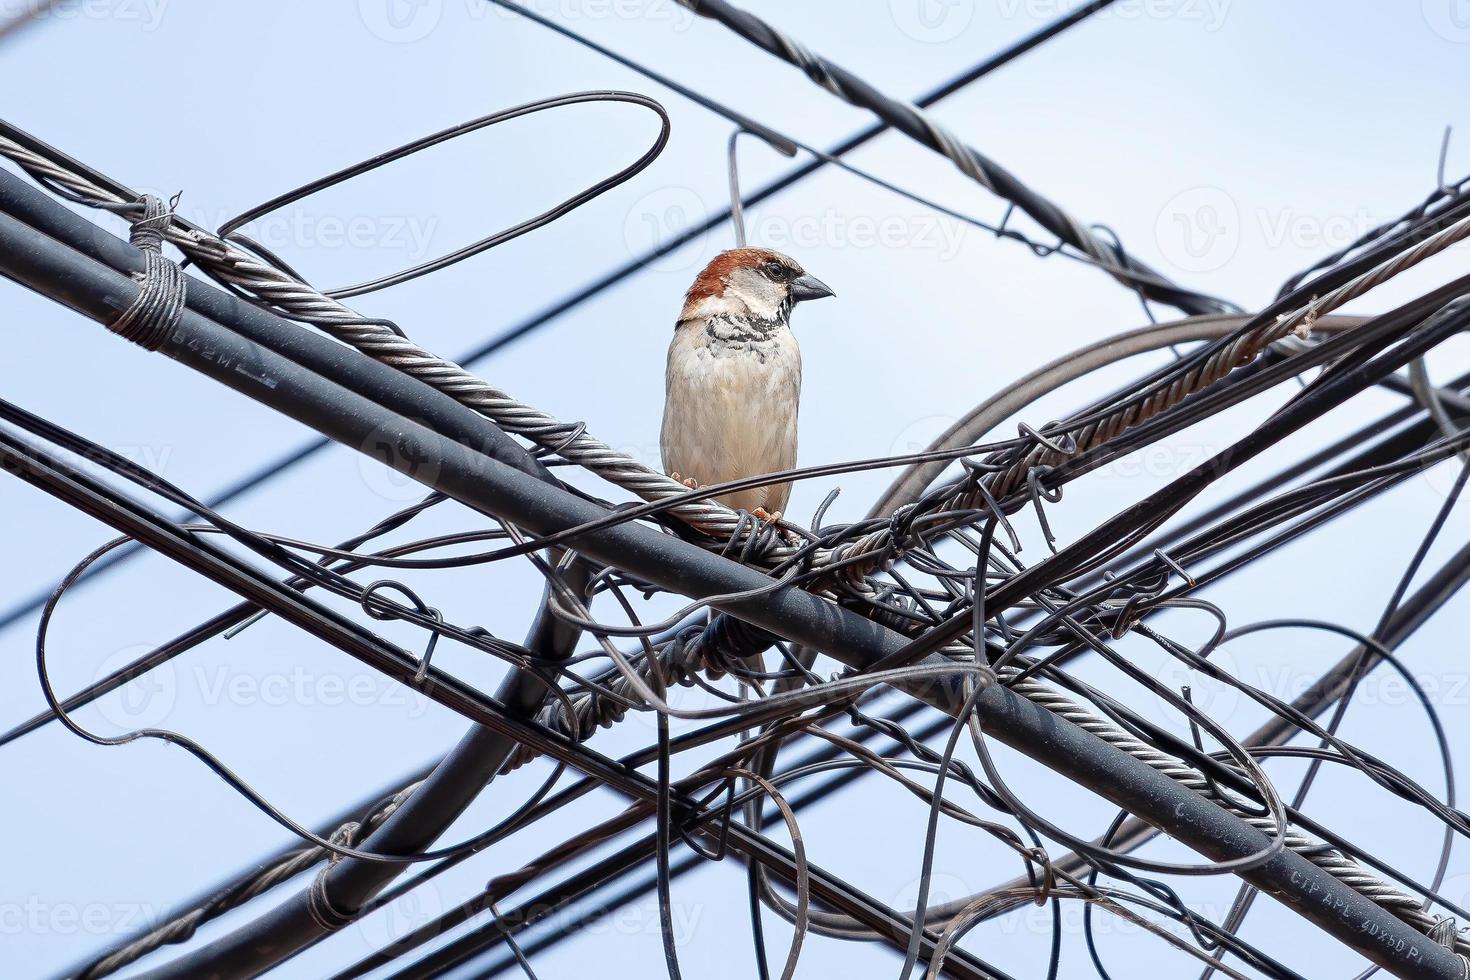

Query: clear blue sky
[3,1,1470,976]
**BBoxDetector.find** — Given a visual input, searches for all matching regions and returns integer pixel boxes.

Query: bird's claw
[752,507,782,523]
[669,472,701,490]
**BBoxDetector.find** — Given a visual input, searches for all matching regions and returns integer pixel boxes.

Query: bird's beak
[789,273,835,304]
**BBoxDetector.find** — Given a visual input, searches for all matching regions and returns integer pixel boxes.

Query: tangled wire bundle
[5,9,1470,978]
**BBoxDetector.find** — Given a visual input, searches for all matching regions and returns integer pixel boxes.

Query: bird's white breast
[661,324,801,513]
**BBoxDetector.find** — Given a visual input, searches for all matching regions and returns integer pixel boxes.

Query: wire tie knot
[306,867,357,932]
[110,193,186,352]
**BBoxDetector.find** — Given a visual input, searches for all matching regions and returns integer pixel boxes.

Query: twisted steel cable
[1006,670,1470,955]
[76,780,422,979]
[674,0,1232,318]
[4,130,1458,597]
[973,210,1470,505]
[500,621,1470,959]
[11,131,1470,976]
[0,132,779,549]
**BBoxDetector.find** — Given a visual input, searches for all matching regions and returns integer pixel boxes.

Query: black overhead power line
[0,3,1126,635]
[675,0,1232,317]
[8,7,1470,980]
[1,185,1465,979]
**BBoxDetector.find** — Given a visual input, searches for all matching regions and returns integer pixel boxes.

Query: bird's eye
[762,260,787,281]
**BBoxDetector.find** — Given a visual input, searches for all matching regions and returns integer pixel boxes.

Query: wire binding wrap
[5,129,1464,595]
[501,646,1470,956]
[74,779,423,978]
[973,209,1470,506]
[501,614,776,773]
[8,94,1470,979]
[1430,918,1470,977]
[107,193,185,351]
[306,867,357,932]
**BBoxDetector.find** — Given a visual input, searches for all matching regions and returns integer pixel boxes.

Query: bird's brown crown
[679,247,805,320]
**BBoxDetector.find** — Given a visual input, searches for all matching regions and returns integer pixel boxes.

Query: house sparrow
[661,247,834,519]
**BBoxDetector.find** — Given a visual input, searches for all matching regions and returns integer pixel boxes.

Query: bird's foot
[752,507,782,523]
[669,472,701,490]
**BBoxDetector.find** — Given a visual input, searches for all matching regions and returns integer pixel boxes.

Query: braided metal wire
[75,781,422,979]
[502,636,1470,957]
[977,210,1470,504]
[1006,669,1470,955]
[11,129,1470,977]
[675,0,1213,313]
[7,132,1463,601]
